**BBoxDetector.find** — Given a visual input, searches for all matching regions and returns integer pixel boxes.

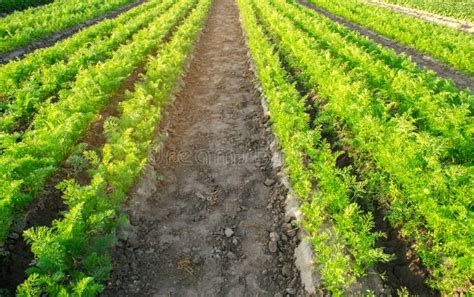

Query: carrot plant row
[0,0,136,53]
[0,0,156,93]
[380,0,474,22]
[243,0,473,294]
[306,0,474,75]
[16,0,212,294]
[237,0,390,293]
[0,0,176,134]
[0,0,199,247]
[274,0,473,164]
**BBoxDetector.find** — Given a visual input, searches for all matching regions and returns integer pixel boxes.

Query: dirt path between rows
[102,0,301,295]
[365,0,474,34]
[0,0,146,64]
[298,0,474,92]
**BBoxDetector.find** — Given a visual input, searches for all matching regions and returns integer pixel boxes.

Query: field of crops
[306,0,474,75]
[0,0,52,14]
[380,0,474,22]
[0,0,472,295]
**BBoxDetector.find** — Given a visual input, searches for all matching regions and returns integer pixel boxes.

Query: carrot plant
[17,0,212,294]
[272,0,473,163]
[0,0,159,93]
[252,0,473,292]
[0,0,176,134]
[238,0,389,293]
[0,0,198,247]
[306,0,474,75]
[0,0,135,52]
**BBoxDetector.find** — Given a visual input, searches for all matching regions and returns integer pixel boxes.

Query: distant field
[381,0,474,22]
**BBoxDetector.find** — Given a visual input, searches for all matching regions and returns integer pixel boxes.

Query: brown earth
[102,0,302,295]
[298,0,474,92]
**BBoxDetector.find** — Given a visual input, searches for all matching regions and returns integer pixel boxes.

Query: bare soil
[365,0,474,34]
[372,208,439,296]
[298,0,474,92]
[0,0,147,64]
[102,0,302,295]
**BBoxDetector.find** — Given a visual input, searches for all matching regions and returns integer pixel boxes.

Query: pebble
[269,231,279,242]
[225,228,234,238]
[269,240,278,253]
[192,255,202,264]
[264,178,275,187]
[286,288,296,295]
[286,227,296,237]
[227,251,237,260]
[282,264,291,276]
[290,277,298,288]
